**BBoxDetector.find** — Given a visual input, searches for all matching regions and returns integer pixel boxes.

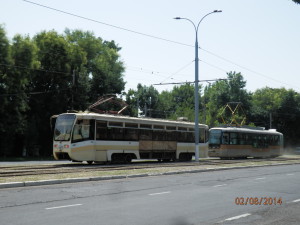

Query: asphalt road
[1,164,300,225]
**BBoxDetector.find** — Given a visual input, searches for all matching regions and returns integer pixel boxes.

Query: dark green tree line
[126,72,300,147]
[0,26,125,157]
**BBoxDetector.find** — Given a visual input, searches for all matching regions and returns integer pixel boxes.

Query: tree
[250,87,300,146]
[168,83,197,121]
[26,31,72,156]
[204,72,251,127]
[135,84,159,118]
[292,0,300,4]
[0,27,37,156]
[65,30,125,104]
[0,25,13,156]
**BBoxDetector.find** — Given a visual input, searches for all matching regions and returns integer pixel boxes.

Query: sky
[1,0,300,94]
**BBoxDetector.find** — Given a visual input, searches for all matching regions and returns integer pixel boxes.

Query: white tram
[52,112,209,164]
[208,127,284,159]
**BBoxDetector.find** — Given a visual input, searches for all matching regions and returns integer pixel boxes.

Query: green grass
[1,159,300,184]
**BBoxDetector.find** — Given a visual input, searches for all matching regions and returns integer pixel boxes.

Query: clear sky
[1,0,299,93]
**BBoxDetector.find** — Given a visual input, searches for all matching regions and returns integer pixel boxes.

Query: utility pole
[174,10,222,162]
[71,70,75,110]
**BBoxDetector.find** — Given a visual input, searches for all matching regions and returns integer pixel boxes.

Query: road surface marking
[213,184,227,188]
[287,173,294,176]
[149,191,171,196]
[292,199,300,203]
[254,177,266,180]
[46,204,82,210]
[224,213,251,221]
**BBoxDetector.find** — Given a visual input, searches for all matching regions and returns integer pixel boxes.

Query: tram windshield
[54,114,76,141]
[209,129,222,144]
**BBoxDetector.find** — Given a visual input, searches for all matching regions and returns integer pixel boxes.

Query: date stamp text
[235,197,282,205]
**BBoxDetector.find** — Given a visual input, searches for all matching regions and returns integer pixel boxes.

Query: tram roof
[59,111,208,128]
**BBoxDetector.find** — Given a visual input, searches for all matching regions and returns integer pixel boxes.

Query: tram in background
[52,112,209,164]
[208,126,284,159]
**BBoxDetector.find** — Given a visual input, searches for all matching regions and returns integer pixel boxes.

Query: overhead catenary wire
[23,0,193,48]
[153,78,229,86]
[21,0,300,91]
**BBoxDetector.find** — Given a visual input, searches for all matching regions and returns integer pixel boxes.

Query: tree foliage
[0,27,125,157]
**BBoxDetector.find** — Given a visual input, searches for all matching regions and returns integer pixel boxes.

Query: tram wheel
[124,154,132,163]
[162,159,171,162]
[87,161,93,165]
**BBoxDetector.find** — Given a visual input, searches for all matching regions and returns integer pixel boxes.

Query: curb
[0,162,299,189]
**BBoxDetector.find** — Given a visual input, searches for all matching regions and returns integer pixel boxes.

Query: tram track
[1,157,300,178]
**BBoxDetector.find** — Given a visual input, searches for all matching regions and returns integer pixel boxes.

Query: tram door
[71,119,96,161]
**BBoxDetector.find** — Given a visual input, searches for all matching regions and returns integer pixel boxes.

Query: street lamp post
[174,10,222,162]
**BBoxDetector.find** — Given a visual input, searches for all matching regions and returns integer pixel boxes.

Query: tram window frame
[177,131,190,142]
[165,130,177,141]
[273,135,280,145]
[72,119,94,143]
[229,132,238,145]
[107,127,123,140]
[140,124,152,129]
[209,129,222,145]
[123,128,139,141]
[252,134,258,148]
[205,129,209,142]
[153,130,165,141]
[246,133,253,145]
[96,121,108,140]
[153,125,165,130]
[139,129,152,140]
[200,128,206,143]
[222,132,229,145]
[166,126,177,131]
[178,127,188,131]
[125,123,138,128]
[239,133,248,145]
[269,135,275,145]
[187,131,195,143]
[108,121,123,127]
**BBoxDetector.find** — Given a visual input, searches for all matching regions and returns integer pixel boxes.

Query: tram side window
[200,128,205,143]
[107,127,123,140]
[209,130,222,144]
[205,129,209,143]
[153,130,165,141]
[252,134,258,148]
[96,121,108,140]
[72,119,95,142]
[187,132,194,143]
[123,128,138,141]
[222,132,229,144]
[165,131,177,141]
[229,132,238,145]
[177,131,188,142]
[239,133,245,144]
[246,133,253,145]
[139,129,152,140]
[273,135,280,146]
